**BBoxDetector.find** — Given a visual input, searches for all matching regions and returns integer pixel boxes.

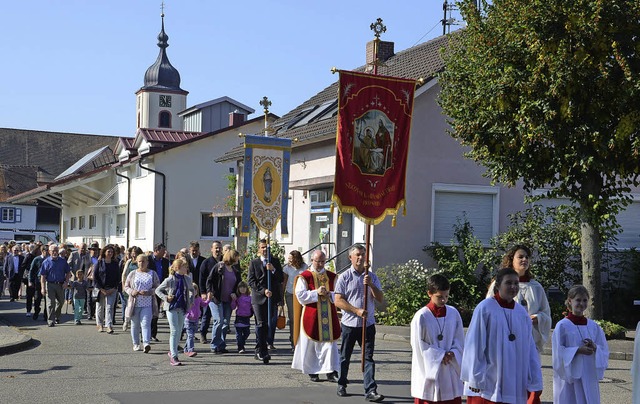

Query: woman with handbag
[206,249,241,354]
[124,254,159,353]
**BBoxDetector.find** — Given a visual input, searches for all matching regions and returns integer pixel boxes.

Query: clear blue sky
[0,0,463,137]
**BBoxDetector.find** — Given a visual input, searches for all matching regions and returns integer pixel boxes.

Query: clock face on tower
[159,95,172,107]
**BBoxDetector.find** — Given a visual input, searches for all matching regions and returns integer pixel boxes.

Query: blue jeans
[338,324,377,394]
[119,292,127,321]
[95,289,117,328]
[73,298,85,321]
[199,306,212,337]
[235,325,250,351]
[184,319,198,353]
[166,308,186,357]
[131,306,152,346]
[209,301,232,351]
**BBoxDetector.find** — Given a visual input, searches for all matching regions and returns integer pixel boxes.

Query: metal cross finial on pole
[370,18,386,38]
[260,96,273,137]
[160,1,165,17]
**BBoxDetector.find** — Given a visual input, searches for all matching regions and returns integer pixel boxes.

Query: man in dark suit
[198,240,222,343]
[187,241,206,290]
[4,245,25,302]
[247,239,283,363]
[149,243,170,342]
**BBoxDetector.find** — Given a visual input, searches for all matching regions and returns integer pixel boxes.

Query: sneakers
[122,320,129,332]
[364,391,385,402]
[106,327,114,334]
[144,344,151,354]
[26,312,32,317]
[75,320,82,325]
[168,352,182,366]
[97,325,104,332]
[133,345,141,351]
[238,349,246,354]
[185,351,197,357]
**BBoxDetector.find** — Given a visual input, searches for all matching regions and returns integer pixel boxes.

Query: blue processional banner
[240,135,291,236]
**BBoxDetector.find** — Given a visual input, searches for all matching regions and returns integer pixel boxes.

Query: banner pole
[361,223,371,373]
[267,232,272,333]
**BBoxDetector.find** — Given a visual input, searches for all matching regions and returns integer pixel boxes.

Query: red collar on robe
[494,293,515,309]
[566,312,588,325]
[519,274,531,282]
[426,301,446,318]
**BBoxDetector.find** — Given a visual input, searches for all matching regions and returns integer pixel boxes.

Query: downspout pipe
[114,169,131,247]
[138,159,166,245]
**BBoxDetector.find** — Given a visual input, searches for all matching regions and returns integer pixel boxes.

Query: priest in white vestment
[291,250,340,382]
[462,268,543,404]
[411,274,464,404]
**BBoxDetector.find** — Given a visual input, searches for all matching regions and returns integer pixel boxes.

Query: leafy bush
[424,216,492,319]
[594,320,627,340]
[377,260,439,326]
[239,238,285,282]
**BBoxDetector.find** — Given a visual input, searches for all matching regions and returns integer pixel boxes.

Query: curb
[0,319,34,356]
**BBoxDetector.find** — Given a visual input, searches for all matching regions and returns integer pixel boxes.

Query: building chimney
[229,110,245,127]
[366,40,394,66]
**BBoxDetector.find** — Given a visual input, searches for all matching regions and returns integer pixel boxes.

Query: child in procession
[70,269,89,325]
[410,274,464,404]
[552,285,609,404]
[461,267,543,404]
[231,281,253,353]
[183,283,209,357]
[156,258,195,366]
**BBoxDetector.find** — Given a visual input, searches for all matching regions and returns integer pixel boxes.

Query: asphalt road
[0,303,634,403]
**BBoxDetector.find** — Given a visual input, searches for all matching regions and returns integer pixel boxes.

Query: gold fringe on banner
[330,203,334,215]
[338,212,343,225]
[392,214,397,227]
[403,205,407,216]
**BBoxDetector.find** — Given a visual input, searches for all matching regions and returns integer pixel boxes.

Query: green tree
[439,0,640,318]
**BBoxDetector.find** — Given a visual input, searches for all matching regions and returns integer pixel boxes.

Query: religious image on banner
[240,135,291,236]
[333,70,417,226]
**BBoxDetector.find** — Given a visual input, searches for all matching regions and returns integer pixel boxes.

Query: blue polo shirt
[335,266,382,328]
[40,257,71,283]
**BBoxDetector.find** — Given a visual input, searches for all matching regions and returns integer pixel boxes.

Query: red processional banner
[332,70,417,226]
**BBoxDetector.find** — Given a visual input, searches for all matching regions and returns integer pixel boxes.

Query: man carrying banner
[291,250,340,382]
[247,239,283,363]
[334,244,384,402]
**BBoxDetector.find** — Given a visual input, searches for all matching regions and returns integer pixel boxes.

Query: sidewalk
[0,308,636,361]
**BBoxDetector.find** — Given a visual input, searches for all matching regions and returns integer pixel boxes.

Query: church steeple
[136,9,188,131]
[141,12,185,92]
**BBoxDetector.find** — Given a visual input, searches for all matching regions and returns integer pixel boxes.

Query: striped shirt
[335,266,381,328]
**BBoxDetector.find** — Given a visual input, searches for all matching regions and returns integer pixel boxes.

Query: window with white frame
[89,214,97,229]
[1,207,21,223]
[201,213,233,238]
[116,214,126,236]
[135,212,146,239]
[70,217,77,230]
[78,216,86,230]
[431,184,499,245]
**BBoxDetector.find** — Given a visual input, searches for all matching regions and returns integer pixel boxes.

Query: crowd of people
[1,239,611,403]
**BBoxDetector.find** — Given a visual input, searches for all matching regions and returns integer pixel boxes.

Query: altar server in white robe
[291,250,340,382]
[486,245,551,354]
[462,267,543,404]
[552,285,608,404]
[411,274,464,404]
